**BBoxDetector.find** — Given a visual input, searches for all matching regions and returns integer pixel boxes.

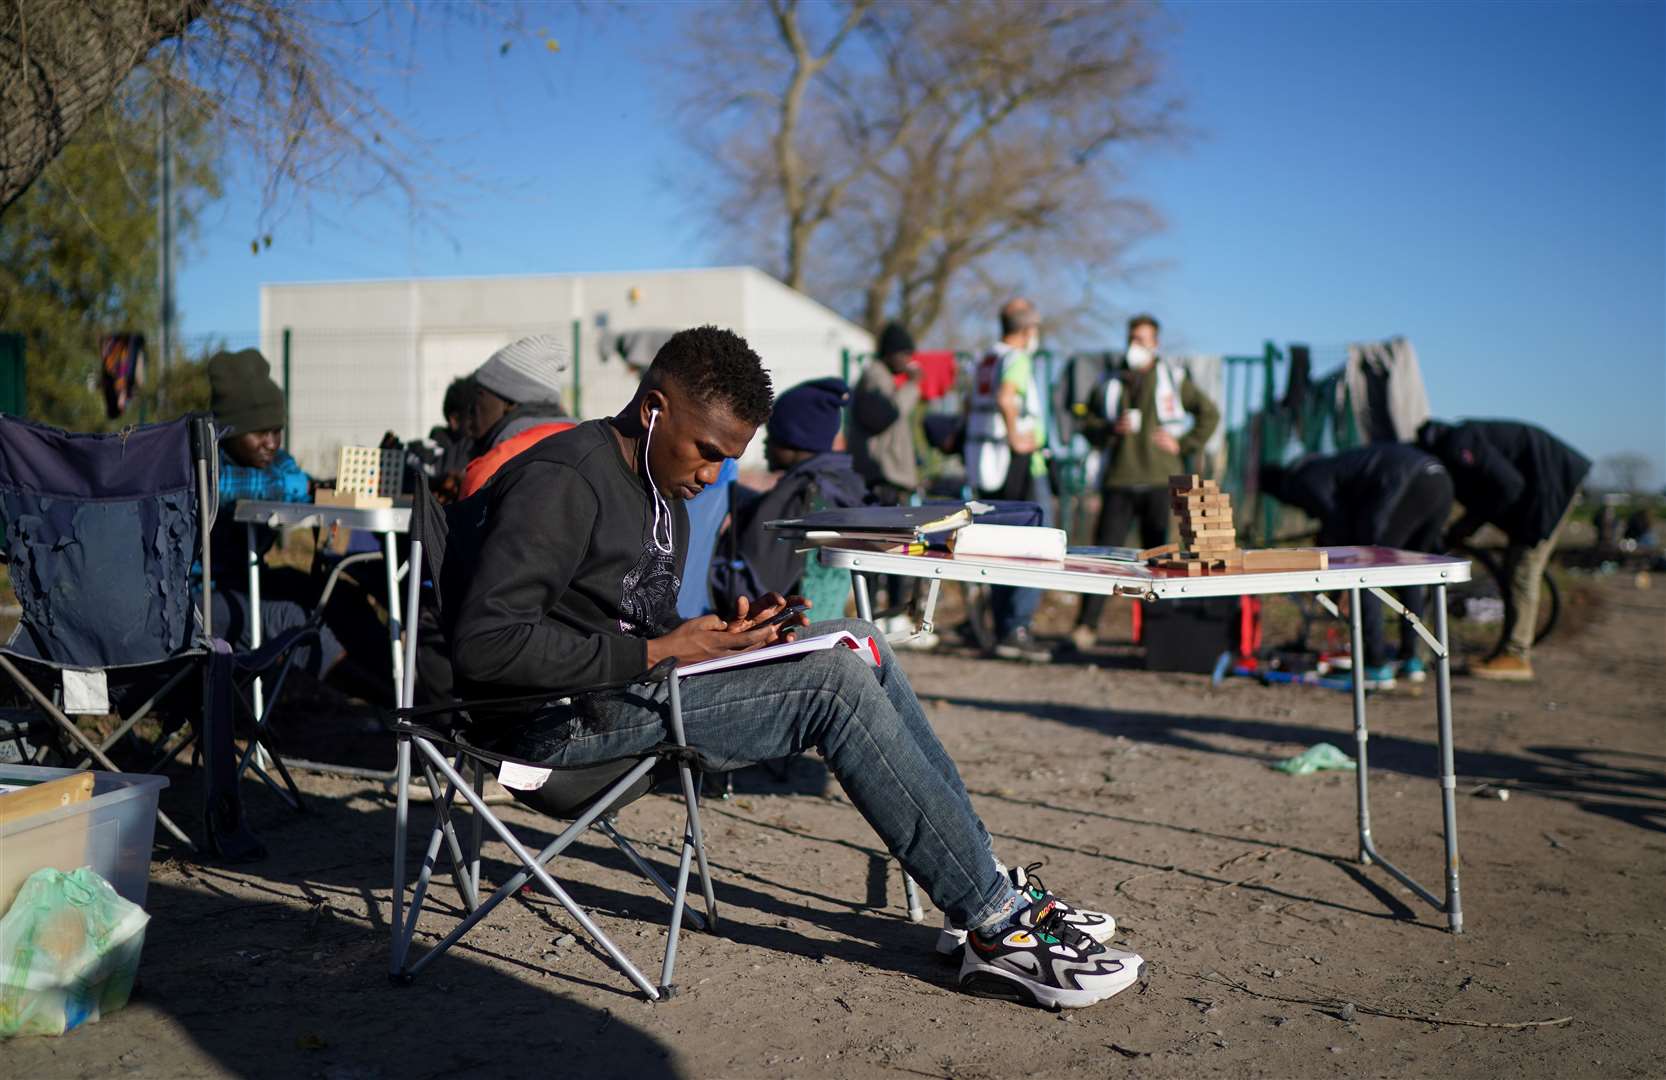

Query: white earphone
[643,405,673,554]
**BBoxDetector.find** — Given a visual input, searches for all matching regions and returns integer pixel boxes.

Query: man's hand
[731,593,812,640]
[1009,431,1038,455]
[1113,415,1137,436]
[646,615,779,668]
[1152,430,1181,455]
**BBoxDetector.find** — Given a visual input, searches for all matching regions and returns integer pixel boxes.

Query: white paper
[62,669,110,715]
[677,631,881,678]
[496,760,553,791]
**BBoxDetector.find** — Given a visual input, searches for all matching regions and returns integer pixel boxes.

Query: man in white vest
[1072,314,1220,651]
[964,298,1054,662]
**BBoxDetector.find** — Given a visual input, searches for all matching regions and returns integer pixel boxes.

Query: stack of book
[766,504,974,548]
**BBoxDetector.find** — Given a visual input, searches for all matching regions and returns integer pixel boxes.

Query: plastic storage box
[0,765,167,914]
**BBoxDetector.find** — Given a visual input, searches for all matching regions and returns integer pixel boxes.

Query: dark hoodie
[1265,444,1448,545]
[709,451,867,615]
[443,419,688,698]
[1417,419,1590,546]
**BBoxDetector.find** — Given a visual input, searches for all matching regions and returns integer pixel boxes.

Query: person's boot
[1470,654,1534,682]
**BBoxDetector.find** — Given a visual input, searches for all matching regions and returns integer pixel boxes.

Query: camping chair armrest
[390,657,679,726]
[317,550,385,611]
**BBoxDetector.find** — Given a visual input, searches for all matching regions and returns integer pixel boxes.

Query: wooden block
[0,772,95,826]
[1138,542,1179,561]
[1172,494,1230,508]
[313,488,394,510]
[1180,525,1236,537]
[1240,547,1329,572]
[1178,503,1233,517]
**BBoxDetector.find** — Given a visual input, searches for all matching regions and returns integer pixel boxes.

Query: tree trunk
[1,0,208,213]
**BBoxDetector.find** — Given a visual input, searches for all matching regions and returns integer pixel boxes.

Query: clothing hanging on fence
[1345,337,1429,444]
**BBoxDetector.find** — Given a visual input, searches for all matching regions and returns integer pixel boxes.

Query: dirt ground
[3,573,1663,1079]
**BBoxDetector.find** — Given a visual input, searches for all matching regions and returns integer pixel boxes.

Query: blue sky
[176,0,1665,483]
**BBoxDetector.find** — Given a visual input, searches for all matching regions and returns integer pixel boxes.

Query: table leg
[1349,588,1447,916]
[852,572,873,623]
[1348,587,1373,864]
[383,531,405,697]
[1433,584,1464,933]
[246,523,265,722]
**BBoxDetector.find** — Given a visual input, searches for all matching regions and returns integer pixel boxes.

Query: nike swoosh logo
[1003,952,1041,977]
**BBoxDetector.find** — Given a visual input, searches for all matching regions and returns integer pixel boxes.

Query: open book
[677,629,882,678]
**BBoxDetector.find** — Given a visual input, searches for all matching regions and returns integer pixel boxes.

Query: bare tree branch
[668,0,1182,343]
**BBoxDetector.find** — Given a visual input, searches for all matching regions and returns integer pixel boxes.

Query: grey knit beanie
[472,334,570,406]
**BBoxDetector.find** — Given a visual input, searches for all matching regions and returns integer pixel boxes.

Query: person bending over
[1261,444,1453,687]
[444,326,1143,1010]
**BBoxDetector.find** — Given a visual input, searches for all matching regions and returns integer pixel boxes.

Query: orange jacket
[461,421,577,498]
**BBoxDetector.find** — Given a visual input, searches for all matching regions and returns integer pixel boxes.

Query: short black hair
[443,376,477,419]
[646,326,774,427]
[1127,313,1160,337]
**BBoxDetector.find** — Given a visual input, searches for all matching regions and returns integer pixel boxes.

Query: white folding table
[818,543,1474,933]
[233,501,411,779]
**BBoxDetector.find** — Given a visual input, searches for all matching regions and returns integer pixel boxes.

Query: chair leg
[680,762,720,930]
[418,757,477,913]
[403,739,661,999]
[593,818,706,932]
[0,655,198,850]
[467,758,485,910]
[391,734,414,976]
[659,823,697,996]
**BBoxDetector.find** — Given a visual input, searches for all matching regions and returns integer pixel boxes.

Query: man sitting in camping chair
[204,348,390,699]
[445,325,1144,1011]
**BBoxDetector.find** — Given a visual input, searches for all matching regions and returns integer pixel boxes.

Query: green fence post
[571,318,582,419]
[282,327,292,435]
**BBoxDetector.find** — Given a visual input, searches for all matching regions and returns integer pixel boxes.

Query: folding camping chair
[0,412,322,852]
[387,484,718,1000]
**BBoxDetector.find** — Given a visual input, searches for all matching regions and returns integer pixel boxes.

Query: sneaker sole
[959,956,1146,1010]
[992,648,1050,663]
[1471,669,1534,682]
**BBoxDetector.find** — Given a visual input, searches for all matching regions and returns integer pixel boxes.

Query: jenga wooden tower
[1150,473,1242,575]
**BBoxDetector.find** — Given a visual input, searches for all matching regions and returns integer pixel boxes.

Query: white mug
[1124,407,1143,434]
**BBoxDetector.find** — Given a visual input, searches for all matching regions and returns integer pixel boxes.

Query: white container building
[258,266,872,474]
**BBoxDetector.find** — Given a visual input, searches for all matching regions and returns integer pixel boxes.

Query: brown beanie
[207,349,286,436]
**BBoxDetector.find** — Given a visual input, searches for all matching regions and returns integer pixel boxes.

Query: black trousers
[1359,470,1453,666]
[1076,485,1170,630]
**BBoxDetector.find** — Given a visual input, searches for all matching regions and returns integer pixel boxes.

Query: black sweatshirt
[1420,419,1590,546]
[443,419,688,697]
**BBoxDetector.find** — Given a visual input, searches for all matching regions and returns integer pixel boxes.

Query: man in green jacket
[1072,314,1220,649]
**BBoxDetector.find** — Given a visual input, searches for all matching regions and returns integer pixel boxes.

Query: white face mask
[1125,343,1156,370]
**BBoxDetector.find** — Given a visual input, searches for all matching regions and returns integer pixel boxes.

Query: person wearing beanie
[711,377,868,619]
[851,322,934,643]
[204,348,391,699]
[460,334,577,497]
[851,321,922,505]
[208,348,310,512]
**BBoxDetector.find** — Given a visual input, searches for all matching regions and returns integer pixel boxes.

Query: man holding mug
[1071,314,1220,651]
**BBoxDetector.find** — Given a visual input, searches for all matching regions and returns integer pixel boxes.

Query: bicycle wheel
[1446,545,1559,657]
[1444,546,1509,658]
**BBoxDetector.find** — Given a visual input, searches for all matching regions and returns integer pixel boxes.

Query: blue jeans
[989,470,1054,638]
[512,618,1016,931]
